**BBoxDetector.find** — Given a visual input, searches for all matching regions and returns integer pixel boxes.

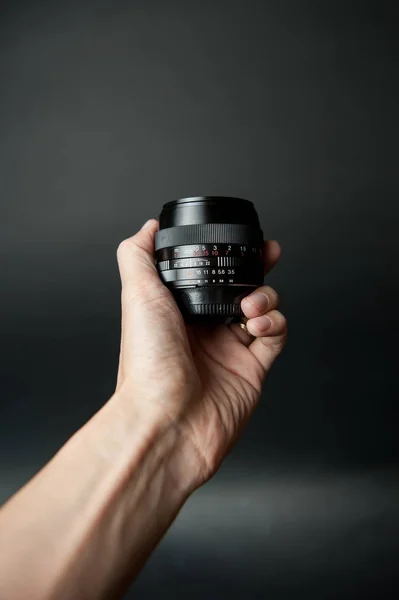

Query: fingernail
[251,315,272,334]
[243,292,269,312]
[141,219,154,230]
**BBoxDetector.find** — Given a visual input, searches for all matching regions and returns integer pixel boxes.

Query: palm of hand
[185,322,264,468]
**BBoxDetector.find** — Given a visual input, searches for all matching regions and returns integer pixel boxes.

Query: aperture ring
[159,264,262,284]
[155,223,263,251]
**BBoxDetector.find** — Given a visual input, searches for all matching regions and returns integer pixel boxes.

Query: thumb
[117,219,160,288]
[115,219,161,390]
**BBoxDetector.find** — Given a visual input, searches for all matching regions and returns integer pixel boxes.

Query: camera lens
[155,196,264,324]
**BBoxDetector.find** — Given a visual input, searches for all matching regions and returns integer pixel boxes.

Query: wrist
[104,384,206,494]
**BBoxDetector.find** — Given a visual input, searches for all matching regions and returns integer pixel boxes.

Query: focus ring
[155,223,263,250]
[189,303,242,316]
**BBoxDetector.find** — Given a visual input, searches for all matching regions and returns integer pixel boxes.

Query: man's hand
[116,219,287,486]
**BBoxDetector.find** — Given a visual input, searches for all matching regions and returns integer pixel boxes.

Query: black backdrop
[1,1,398,598]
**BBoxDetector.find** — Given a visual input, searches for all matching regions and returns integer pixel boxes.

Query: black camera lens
[155,196,264,324]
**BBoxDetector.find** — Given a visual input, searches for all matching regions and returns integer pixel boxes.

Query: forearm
[0,389,198,600]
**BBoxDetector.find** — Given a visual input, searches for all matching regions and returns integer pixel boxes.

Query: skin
[0,219,287,600]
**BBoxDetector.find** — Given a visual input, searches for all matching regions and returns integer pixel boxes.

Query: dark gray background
[1,1,398,598]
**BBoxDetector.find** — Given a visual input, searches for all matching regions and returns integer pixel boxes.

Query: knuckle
[272,314,288,349]
[271,310,287,331]
[275,330,288,352]
[117,237,142,263]
[264,286,279,308]
[254,286,279,310]
[259,309,287,342]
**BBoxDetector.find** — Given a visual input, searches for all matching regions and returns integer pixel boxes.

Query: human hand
[115,219,287,487]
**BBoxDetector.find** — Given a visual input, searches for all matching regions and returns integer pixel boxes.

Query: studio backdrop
[0,1,398,599]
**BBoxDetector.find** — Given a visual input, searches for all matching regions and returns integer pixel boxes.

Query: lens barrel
[155,196,264,324]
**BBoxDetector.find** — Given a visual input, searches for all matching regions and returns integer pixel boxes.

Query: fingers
[263,240,281,275]
[241,286,279,320]
[247,309,287,373]
[240,285,287,372]
[246,308,285,338]
[229,286,278,346]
